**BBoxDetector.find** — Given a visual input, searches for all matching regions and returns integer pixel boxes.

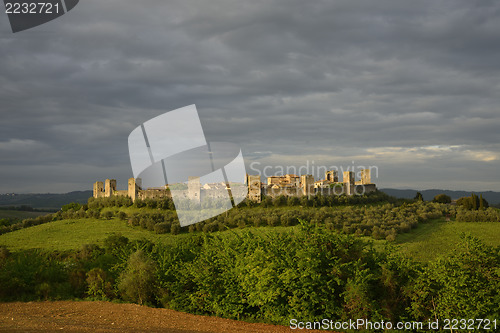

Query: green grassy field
[0,217,293,252]
[1,213,499,262]
[0,218,180,251]
[394,219,500,261]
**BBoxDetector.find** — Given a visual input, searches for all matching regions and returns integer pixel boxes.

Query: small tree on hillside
[414,192,424,202]
[433,194,451,204]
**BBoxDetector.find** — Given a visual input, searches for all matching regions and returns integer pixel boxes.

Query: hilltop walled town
[93,169,376,203]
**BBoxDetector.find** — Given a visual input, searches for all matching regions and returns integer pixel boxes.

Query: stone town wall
[93,169,377,203]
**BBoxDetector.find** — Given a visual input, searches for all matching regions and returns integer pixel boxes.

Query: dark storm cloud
[0,0,499,192]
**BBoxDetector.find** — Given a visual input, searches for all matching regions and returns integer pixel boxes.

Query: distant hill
[381,188,500,205]
[0,191,93,210]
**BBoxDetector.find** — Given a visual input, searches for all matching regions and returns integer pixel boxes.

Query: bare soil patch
[0,301,326,333]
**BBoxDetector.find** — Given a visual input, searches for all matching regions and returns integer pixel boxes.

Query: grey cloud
[0,0,499,192]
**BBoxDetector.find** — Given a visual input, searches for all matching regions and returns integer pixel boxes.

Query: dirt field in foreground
[0,301,327,333]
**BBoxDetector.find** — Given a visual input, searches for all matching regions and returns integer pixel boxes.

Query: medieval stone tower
[360,169,371,184]
[188,176,201,203]
[105,179,116,197]
[301,175,315,197]
[325,170,338,182]
[246,174,262,202]
[343,171,355,196]
[128,178,141,202]
[93,181,104,198]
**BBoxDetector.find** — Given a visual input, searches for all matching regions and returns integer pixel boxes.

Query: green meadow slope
[1,210,499,262]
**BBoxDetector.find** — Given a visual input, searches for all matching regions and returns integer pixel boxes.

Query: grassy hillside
[394,219,500,261]
[0,218,178,251]
[1,212,500,262]
[0,216,293,252]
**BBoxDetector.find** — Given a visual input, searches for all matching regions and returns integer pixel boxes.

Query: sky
[1,0,499,193]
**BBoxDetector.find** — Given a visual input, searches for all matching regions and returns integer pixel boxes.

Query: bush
[154,222,170,234]
[102,211,113,220]
[86,268,115,300]
[103,234,129,253]
[171,223,181,235]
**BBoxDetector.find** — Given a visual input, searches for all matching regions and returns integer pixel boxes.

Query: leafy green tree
[118,250,158,305]
[433,194,451,204]
[414,192,424,202]
[61,202,82,212]
[456,197,473,210]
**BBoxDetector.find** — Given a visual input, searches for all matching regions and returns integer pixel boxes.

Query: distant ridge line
[0,190,92,210]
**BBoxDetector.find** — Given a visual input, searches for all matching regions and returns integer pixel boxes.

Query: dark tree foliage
[457,194,489,211]
[433,194,451,204]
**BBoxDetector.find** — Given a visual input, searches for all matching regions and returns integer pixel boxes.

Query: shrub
[171,223,181,235]
[102,211,113,220]
[86,268,115,300]
[154,222,170,234]
[103,234,129,253]
[117,211,128,220]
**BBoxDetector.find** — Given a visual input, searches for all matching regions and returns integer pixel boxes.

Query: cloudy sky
[1,0,499,193]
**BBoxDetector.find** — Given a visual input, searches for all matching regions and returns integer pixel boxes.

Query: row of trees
[456,207,500,222]
[86,190,395,210]
[1,225,499,325]
[457,193,489,210]
[87,201,447,241]
[417,192,490,210]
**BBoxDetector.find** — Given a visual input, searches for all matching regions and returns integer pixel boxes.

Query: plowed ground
[0,301,328,333]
